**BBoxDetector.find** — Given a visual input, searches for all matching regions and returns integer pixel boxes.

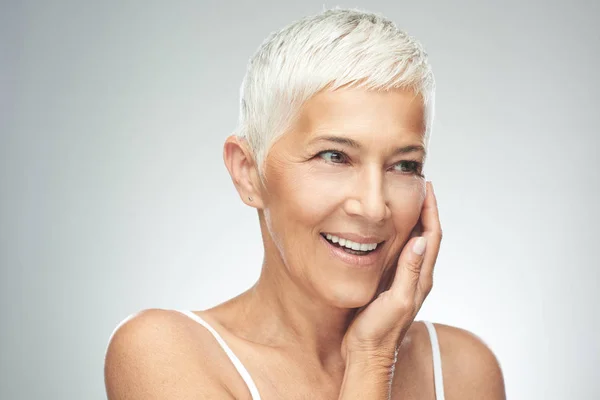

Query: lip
[319,234,385,267]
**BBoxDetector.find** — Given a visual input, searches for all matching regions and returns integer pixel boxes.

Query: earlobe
[223,135,264,208]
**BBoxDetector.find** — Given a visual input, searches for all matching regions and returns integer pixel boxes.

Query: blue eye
[318,150,347,164]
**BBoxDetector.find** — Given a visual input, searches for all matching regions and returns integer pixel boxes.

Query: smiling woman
[104,8,505,400]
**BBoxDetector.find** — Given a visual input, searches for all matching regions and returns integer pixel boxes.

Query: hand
[341,181,442,364]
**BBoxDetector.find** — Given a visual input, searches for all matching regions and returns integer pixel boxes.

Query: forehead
[292,88,427,141]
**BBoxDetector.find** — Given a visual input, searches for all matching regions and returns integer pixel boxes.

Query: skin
[104,88,506,399]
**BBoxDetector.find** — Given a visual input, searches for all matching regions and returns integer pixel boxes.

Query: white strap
[423,321,445,400]
[177,310,262,400]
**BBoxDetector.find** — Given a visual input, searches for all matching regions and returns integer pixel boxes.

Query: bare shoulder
[432,322,506,400]
[104,308,235,400]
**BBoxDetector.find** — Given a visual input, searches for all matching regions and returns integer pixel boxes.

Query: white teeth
[323,234,379,251]
[326,233,339,243]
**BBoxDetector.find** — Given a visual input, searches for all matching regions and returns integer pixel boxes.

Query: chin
[325,281,377,309]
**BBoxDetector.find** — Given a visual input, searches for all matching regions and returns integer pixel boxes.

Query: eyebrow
[310,135,427,157]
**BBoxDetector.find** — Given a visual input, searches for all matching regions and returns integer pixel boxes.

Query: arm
[338,325,507,400]
[337,352,397,400]
[104,309,236,400]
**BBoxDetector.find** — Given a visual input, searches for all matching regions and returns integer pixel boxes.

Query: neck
[227,246,359,372]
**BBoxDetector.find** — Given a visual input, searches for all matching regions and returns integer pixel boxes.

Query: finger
[355,265,397,317]
[421,181,442,238]
[409,218,423,239]
[376,259,397,296]
[387,235,427,313]
[416,181,442,302]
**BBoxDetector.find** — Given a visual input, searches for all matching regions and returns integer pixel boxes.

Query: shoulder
[431,322,506,400]
[104,308,235,399]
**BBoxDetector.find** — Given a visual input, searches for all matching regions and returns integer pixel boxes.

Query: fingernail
[413,237,427,255]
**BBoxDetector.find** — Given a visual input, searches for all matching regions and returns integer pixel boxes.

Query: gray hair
[235,8,436,176]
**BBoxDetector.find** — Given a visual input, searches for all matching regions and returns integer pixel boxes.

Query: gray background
[1,1,599,399]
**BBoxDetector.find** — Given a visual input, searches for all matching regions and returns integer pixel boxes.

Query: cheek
[388,182,426,231]
[265,165,339,242]
[264,167,339,275]
[276,168,348,223]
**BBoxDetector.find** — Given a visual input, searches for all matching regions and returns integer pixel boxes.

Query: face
[260,88,427,308]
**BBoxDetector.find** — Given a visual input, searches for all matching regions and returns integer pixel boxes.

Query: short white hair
[235,8,436,176]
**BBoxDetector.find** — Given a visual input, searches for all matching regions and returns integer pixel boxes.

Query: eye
[317,150,348,164]
[393,160,423,175]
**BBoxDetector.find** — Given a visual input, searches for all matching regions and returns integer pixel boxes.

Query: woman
[105,8,505,399]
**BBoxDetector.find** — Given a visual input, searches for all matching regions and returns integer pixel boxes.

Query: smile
[320,232,385,256]
[319,232,385,267]
[321,233,378,253]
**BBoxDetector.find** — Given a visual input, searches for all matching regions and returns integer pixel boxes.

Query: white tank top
[178,310,445,400]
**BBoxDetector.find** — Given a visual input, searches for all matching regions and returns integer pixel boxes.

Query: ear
[223,135,265,209]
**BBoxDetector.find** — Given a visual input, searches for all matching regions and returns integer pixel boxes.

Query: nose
[344,168,389,224]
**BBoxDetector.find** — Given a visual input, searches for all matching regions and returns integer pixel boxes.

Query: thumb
[388,236,427,302]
